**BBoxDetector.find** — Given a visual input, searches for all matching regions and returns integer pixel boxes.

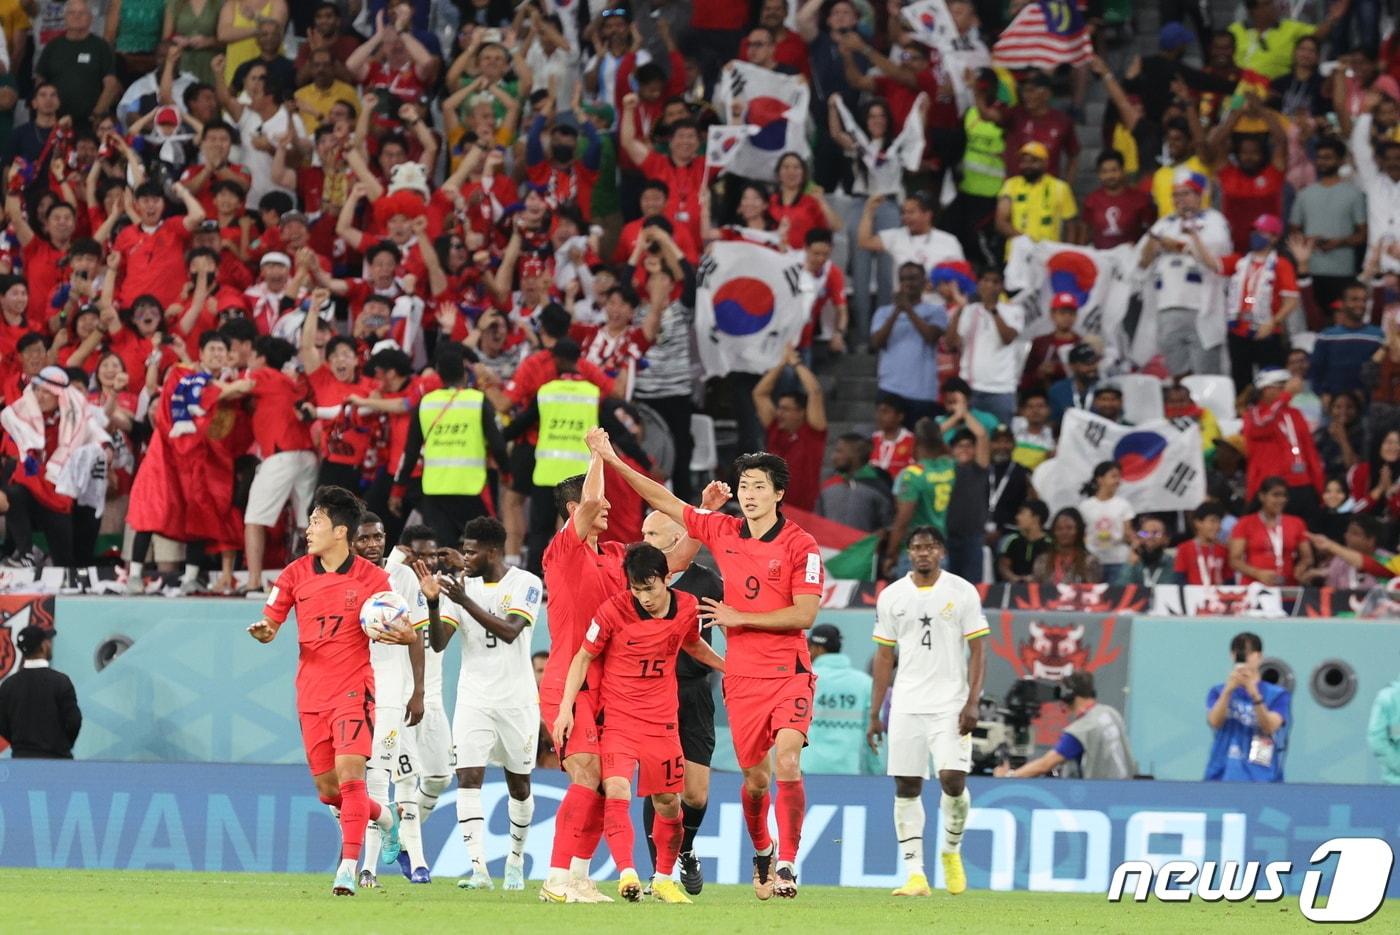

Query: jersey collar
[739,512,786,542]
[312,554,356,575]
[632,588,680,620]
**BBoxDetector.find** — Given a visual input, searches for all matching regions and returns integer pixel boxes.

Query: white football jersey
[443,566,543,710]
[385,548,445,704]
[371,563,429,706]
[873,572,989,715]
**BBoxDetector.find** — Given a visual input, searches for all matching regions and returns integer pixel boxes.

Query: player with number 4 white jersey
[870,526,987,900]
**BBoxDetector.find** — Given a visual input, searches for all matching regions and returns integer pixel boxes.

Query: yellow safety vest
[418,388,487,496]
[532,378,600,486]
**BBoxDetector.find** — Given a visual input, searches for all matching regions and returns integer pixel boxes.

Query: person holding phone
[1205,631,1290,782]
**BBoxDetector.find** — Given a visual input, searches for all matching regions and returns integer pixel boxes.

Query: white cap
[1255,369,1289,389]
[370,338,401,356]
[260,251,292,267]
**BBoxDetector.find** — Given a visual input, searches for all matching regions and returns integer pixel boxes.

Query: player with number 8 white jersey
[873,567,988,777]
[441,566,544,771]
[374,563,428,779]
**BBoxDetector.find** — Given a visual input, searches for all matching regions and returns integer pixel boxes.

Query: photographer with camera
[993,671,1135,780]
[1205,631,1290,782]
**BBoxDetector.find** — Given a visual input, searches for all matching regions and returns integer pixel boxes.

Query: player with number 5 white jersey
[428,517,544,892]
[870,526,986,900]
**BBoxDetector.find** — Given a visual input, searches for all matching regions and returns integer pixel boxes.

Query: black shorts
[508,444,535,496]
[677,677,716,767]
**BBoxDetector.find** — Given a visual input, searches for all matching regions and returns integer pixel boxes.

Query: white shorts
[452,704,539,774]
[371,703,420,781]
[414,702,454,778]
[886,711,972,779]
[244,450,319,527]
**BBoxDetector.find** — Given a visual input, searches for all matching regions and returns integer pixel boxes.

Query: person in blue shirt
[1309,282,1384,401]
[1205,631,1290,782]
[804,624,882,775]
[870,262,949,429]
[1048,342,1102,426]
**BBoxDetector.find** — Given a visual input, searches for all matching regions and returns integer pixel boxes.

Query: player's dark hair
[732,452,790,493]
[624,542,670,586]
[462,516,507,550]
[198,330,228,350]
[907,525,945,547]
[399,523,437,546]
[539,303,573,339]
[252,335,295,370]
[436,341,468,386]
[359,512,384,531]
[551,338,582,367]
[1230,631,1263,656]
[913,417,947,457]
[312,485,366,539]
[554,474,586,520]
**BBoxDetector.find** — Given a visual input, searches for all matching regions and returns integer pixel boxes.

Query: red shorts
[299,697,376,776]
[540,686,601,765]
[723,673,815,770]
[602,720,684,796]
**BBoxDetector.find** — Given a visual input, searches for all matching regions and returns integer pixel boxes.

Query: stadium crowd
[0,0,1399,594]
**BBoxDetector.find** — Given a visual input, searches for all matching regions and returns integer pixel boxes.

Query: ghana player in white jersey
[350,514,432,886]
[425,516,544,892]
[388,527,455,828]
[868,526,987,898]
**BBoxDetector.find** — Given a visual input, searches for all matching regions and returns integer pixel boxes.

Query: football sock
[775,779,805,864]
[681,799,708,853]
[894,795,926,876]
[417,774,452,817]
[941,789,971,854]
[642,796,659,870]
[741,785,773,853]
[338,779,371,862]
[549,784,589,880]
[602,797,635,873]
[364,768,391,863]
[394,774,426,870]
[456,786,486,868]
[507,794,534,864]
[572,787,605,877]
[653,810,684,876]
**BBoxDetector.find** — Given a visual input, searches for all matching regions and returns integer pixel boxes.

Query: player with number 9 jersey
[263,552,392,771]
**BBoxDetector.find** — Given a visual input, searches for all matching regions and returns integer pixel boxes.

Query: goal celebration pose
[869,526,987,897]
[247,486,417,896]
[591,429,824,899]
[552,543,725,904]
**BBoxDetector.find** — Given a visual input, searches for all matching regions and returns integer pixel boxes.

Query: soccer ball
[360,590,410,641]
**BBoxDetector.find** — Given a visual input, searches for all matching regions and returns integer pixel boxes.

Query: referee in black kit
[640,509,724,895]
[0,626,82,758]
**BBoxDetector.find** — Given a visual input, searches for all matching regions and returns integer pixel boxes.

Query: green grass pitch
[1,869,1391,934]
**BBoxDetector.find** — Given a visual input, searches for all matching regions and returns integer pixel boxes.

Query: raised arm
[586,427,688,523]
[619,93,651,166]
[751,354,785,428]
[791,352,827,431]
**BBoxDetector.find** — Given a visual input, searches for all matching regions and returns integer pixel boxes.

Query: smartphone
[1234,649,1247,664]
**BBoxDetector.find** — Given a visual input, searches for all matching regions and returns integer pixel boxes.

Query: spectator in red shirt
[0,277,33,361]
[619,98,707,250]
[178,121,252,217]
[1209,100,1288,253]
[1229,475,1315,585]
[1242,370,1325,516]
[113,180,208,309]
[614,180,700,265]
[837,30,939,132]
[524,111,602,215]
[572,284,650,388]
[235,335,318,594]
[738,0,811,78]
[299,293,377,492]
[770,153,842,250]
[1004,71,1080,181]
[689,0,749,89]
[753,348,829,512]
[1022,292,1082,390]
[1205,214,1299,392]
[3,192,77,330]
[1081,151,1156,249]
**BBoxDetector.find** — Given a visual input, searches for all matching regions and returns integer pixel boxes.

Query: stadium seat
[1181,374,1238,422]
[690,414,718,474]
[1116,373,1164,425]
[1291,331,1317,355]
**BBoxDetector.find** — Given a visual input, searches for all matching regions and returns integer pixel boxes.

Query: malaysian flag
[991,0,1093,72]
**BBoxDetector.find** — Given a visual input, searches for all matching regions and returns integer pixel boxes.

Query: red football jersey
[540,516,628,697]
[682,507,824,678]
[263,553,391,712]
[584,589,700,729]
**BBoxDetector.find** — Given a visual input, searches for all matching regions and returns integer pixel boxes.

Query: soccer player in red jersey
[590,430,824,900]
[552,544,725,904]
[247,485,418,895]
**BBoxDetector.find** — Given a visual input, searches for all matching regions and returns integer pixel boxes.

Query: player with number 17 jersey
[263,553,392,769]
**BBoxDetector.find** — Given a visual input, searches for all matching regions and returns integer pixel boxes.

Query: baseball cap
[1253,213,1283,237]
[808,624,842,653]
[1093,383,1122,398]
[552,111,581,135]
[15,625,54,654]
[33,365,71,390]
[1159,21,1193,52]
[1172,166,1206,193]
[1051,292,1079,311]
[1256,369,1289,389]
[1068,342,1099,364]
[582,101,615,125]
[260,251,291,267]
[1019,141,1050,160]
